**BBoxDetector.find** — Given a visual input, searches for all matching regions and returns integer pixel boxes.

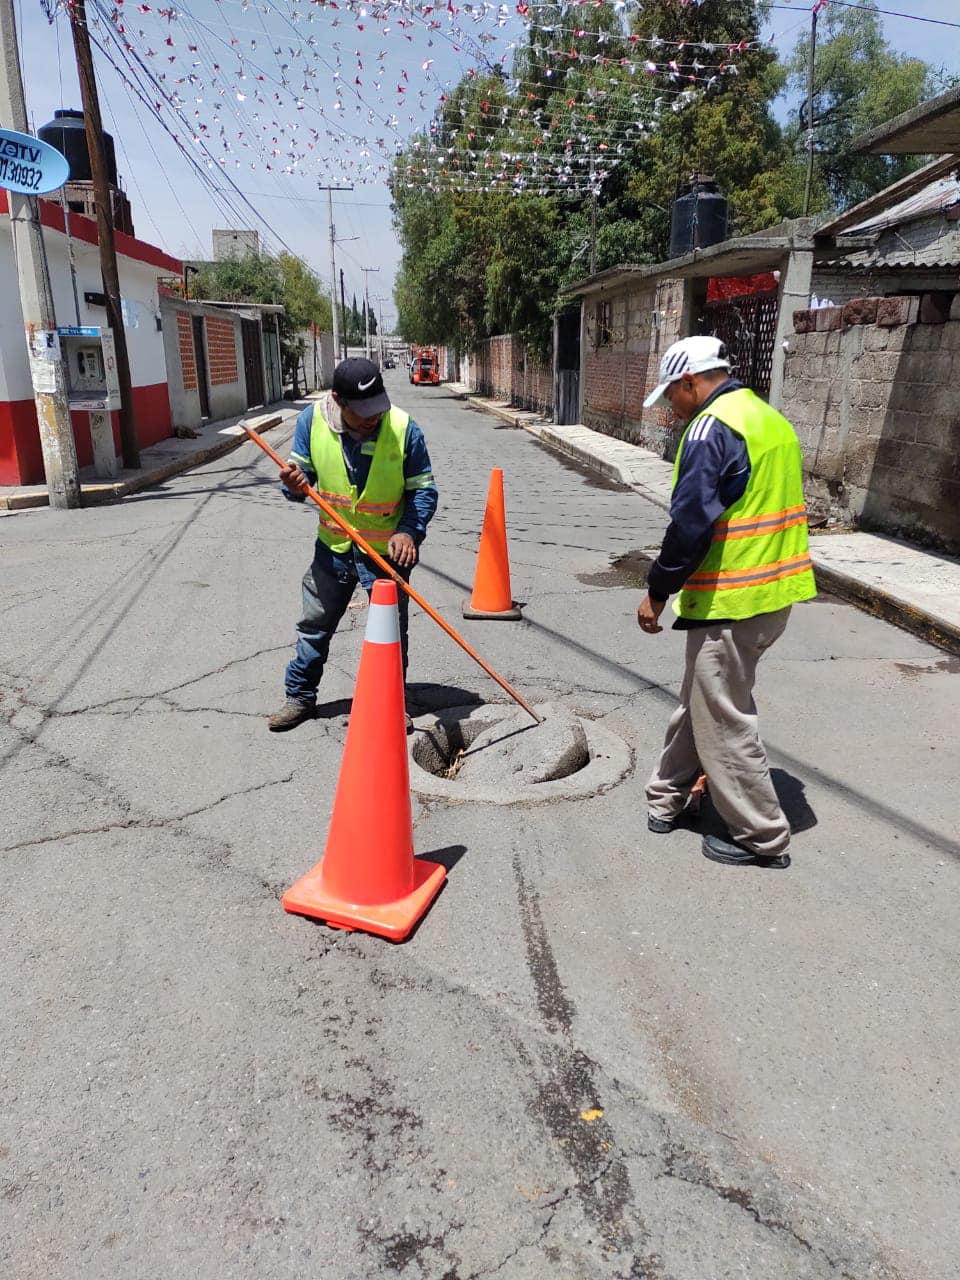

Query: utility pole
[0,0,81,507]
[339,268,347,360]
[802,4,820,217]
[319,183,351,364]
[68,0,139,468]
[361,266,379,361]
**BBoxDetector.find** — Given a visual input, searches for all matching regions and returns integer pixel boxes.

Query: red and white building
[0,192,181,486]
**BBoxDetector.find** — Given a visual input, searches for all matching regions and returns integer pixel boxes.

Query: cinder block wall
[783,294,960,552]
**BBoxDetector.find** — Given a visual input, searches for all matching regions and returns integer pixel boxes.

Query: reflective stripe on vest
[673,388,817,621]
[309,403,409,554]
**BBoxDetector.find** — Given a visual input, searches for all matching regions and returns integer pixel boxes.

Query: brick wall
[783,293,960,552]
[580,279,685,456]
[177,311,197,392]
[471,335,553,415]
[205,315,239,387]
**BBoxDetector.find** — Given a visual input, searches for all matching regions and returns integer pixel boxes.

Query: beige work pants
[646,607,792,857]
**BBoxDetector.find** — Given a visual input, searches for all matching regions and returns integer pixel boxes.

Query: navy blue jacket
[646,380,751,606]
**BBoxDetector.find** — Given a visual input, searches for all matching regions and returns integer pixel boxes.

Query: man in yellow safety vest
[637,335,816,869]
[269,357,437,732]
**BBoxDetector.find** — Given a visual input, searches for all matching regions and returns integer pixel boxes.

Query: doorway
[241,319,266,408]
[192,316,211,419]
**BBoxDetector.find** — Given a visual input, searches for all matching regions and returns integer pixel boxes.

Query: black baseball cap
[332,357,391,418]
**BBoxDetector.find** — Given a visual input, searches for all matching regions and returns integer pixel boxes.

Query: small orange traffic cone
[282,579,446,941]
[462,467,522,620]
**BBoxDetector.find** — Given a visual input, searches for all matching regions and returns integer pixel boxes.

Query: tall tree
[784,2,932,209]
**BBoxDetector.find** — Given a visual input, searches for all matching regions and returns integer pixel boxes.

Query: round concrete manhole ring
[409,703,633,805]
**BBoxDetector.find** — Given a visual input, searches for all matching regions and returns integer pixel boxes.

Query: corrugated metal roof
[843,176,960,234]
[818,251,960,271]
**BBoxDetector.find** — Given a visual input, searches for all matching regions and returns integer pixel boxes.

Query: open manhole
[409,702,633,805]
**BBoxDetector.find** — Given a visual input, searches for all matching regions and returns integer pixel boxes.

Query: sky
[14,0,960,330]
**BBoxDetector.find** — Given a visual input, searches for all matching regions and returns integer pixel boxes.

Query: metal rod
[242,424,543,724]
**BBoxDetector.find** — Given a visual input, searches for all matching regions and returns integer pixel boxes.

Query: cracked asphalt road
[2,375,958,1278]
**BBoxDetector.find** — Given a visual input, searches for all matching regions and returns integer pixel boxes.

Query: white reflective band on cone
[365,601,401,645]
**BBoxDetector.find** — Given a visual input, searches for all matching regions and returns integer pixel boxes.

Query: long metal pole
[0,0,81,508]
[242,424,542,724]
[68,0,139,468]
[802,7,818,217]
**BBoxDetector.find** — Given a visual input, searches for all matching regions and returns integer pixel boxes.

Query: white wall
[0,214,170,403]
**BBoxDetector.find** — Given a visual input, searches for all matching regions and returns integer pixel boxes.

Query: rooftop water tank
[669,174,728,259]
[37,109,119,187]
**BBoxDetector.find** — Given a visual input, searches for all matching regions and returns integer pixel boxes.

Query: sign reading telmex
[0,127,70,196]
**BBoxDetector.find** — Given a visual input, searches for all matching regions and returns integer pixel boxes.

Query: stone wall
[783,293,960,552]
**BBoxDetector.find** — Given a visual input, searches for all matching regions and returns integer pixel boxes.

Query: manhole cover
[409,703,633,805]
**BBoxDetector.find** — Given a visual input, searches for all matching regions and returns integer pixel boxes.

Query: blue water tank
[670,174,728,258]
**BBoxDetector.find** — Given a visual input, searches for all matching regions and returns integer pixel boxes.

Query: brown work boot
[267,700,316,732]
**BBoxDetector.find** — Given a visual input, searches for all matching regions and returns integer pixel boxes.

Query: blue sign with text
[57,326,100,338]
[0,128,70,196]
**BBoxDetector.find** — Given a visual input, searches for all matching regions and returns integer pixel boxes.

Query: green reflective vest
[309,402,409,555]
[673,387,817,621]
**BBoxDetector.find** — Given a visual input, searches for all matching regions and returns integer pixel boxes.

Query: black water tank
[38,109,119,186]
[669,174,728,258]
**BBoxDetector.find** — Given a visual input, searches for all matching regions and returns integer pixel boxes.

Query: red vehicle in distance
[410,347,440,386]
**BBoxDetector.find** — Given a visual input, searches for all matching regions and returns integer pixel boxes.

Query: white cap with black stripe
[643,335,732,408]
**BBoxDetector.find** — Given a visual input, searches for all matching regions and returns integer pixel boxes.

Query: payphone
[57,325,122,479]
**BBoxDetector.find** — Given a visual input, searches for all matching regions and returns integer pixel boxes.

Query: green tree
[390,0,806,351]
[784,2,932,209]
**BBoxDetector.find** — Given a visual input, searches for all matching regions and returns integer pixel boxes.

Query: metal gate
[701,289,779,398]
[555,309,581,425]
[241,319,266,408]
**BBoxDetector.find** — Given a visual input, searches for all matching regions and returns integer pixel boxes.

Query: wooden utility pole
[802,5,819,217]
[0,0,80,507]
[68,0,139,468]
[339,268,347,359]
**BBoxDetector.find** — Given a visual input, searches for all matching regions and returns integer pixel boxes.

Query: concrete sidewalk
[0,398,311,513]
[448,381,960,656]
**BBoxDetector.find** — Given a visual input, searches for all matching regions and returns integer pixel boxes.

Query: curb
[0,410,291,512]
[456,386,960,657]
[809,561,960,657]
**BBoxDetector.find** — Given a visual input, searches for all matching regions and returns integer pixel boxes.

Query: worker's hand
[280,462,308,493]
[637,593,666,635]
[388,532,418,568]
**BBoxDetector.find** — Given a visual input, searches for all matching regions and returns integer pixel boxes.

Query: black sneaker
[267,700,316,732]
[701,832,790,869]
[648,814,678,834]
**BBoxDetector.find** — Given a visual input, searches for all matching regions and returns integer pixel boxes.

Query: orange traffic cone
[462,467,522,620]
[282,579,446,941]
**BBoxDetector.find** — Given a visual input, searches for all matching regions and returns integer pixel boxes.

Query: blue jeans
[284,542,411,704]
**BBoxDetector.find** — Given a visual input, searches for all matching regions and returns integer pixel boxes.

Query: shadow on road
[420,562,960,862]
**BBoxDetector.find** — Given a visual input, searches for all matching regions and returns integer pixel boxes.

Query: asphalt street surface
[2,372,959,1279]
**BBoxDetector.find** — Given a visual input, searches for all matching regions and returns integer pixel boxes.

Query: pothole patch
[409,702,633,805]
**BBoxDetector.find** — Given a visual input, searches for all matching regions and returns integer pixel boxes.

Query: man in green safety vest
[269,357,438,732]
[637,335,816,869]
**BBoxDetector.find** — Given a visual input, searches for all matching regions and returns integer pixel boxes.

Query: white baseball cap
[643,335,732,408]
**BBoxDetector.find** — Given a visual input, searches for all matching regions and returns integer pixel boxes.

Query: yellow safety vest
[673,387,817,621]
[309,403,409,555]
